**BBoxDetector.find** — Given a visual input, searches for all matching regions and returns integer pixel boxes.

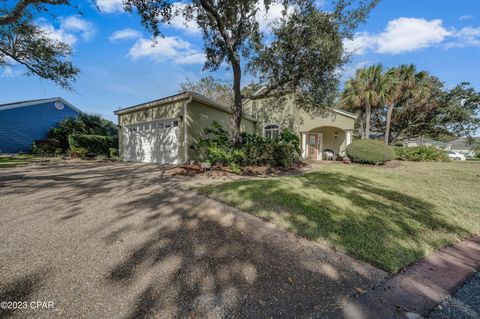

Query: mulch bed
[171,161,311,177]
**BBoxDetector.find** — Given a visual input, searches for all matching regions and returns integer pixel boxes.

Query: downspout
[183,95,193,164]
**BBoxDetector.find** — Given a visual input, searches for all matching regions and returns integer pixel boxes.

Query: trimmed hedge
[346,140,396,165]
[68,134,118,157]
[394,146,449,162]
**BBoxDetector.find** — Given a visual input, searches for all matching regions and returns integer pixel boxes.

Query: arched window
[264,124,280,139]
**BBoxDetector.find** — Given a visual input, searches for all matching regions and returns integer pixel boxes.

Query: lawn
[199,161,480,272]
[0,154,36,168]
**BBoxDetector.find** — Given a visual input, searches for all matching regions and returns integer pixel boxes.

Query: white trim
[0,97,81,113]
[301,133,307,159]
[263,123,281,138]
[331,109,357,119]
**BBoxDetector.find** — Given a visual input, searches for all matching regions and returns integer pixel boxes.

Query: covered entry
[122,118,179,164]
[301,126,353,160]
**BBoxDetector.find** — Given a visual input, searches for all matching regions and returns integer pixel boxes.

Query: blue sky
[1,0,480,127]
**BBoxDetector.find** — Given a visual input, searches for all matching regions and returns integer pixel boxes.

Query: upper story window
[264,124,280,139]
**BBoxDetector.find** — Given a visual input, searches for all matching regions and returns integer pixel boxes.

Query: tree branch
[0,0,68,26]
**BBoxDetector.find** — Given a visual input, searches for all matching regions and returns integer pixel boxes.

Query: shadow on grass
[201,171,469,272]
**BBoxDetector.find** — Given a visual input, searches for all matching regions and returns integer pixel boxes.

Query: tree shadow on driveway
[0,162,386,318]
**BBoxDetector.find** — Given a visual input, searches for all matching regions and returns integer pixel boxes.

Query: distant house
[0,98,81,154]
[446,137,479,157]
[405,138,448,149]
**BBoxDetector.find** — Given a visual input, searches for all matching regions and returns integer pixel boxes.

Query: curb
[326,235,480,319]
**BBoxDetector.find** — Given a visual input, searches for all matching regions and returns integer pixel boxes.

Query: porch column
[301,132,307,159]
[345,130,353,146]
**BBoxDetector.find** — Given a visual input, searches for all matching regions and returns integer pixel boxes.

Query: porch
[300,126,353,160]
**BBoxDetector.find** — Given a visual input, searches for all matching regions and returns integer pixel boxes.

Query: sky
[1,0,480,129]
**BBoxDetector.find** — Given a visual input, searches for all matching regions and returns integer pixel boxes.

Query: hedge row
[68,134,118,156]
[394,146,449,162]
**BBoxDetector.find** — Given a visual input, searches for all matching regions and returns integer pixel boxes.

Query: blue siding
[0,102,79,153]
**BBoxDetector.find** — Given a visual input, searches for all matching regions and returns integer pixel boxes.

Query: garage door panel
[123,119,179,164]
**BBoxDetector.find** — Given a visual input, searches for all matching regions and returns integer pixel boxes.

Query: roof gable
[0,98,81,113]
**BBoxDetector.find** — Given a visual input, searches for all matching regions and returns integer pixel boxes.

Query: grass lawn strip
[199,161,480,273]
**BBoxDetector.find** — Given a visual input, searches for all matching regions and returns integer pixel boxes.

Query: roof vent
[55,101,64,110]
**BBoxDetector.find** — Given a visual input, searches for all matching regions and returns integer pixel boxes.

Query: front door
[307,134,318,159]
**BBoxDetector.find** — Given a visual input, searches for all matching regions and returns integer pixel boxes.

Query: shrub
[346,140,396,165]
[49,114,118,152]
[31,139,61,156]
[68,134,117,156]
[394,146,449,162]
[109,148,119,158]
[68,147,88,158]
[241,130,300,167]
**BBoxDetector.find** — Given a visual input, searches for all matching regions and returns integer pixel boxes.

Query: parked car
[446,151,466,161]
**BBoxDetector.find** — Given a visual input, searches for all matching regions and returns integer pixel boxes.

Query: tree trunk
[365,104,371,139]
[231,58,243,147]
[385,104,393,144]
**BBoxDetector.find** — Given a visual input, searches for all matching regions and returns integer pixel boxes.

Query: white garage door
[123,118,179,164]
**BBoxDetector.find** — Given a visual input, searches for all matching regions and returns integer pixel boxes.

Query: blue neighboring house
[0,98,81,153]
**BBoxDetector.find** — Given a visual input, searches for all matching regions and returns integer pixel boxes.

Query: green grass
[0,155,36,168]
[199,162,480,273]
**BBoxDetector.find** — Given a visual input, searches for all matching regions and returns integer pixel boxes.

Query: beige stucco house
[114,91,356,164]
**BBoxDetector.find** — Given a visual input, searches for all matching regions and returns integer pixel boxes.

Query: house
[0,98,81,154]
[404,138,448,149]
[446,137,479,157]
[114,91,356,164]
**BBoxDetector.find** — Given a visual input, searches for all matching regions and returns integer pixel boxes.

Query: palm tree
[342,64,386,139]
[383,65,429,144]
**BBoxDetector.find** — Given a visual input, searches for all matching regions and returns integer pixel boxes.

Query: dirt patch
[171,160,312,178]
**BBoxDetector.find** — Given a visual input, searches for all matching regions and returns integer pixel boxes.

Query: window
[151,123,157,130]
[165,121,172,128]
[144,124,150,131]
[173,120,179,127]
[264,124,280,139]
[158,122,164,129]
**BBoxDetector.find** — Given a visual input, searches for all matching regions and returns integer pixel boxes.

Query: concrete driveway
[0,162,386,318]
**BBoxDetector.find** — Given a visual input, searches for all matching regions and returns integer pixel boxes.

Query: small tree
[124,0,379,145]
[0,0,79,89]
[179,76,233,106]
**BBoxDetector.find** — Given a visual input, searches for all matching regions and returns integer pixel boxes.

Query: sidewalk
[326,235,480,319]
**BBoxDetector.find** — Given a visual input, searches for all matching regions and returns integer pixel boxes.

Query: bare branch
[0,0,68,26]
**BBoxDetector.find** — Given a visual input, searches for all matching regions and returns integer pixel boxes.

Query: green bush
[109,148,119,158]
[198,122,300,171]
[394,146,449,162]
[31,139,61,156]
[346,140,396,165]
[68,147,88,158]
[68,134,117,156]
[241,130,300,167]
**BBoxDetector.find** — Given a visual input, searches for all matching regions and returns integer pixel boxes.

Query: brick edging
[326,235,480,319]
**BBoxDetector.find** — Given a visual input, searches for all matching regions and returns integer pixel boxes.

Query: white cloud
[96,0,123,13]
[345,17,452,55]
[168,2,200,34]
[340,61,371,81]
[60,16,95,40]
[110,28,142,42]
[39,23,77,46]
[1,66,22,78]
[459,15,474,21]
[256,2,294,33]
[445,26,480,48]
[128,37,204,64]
